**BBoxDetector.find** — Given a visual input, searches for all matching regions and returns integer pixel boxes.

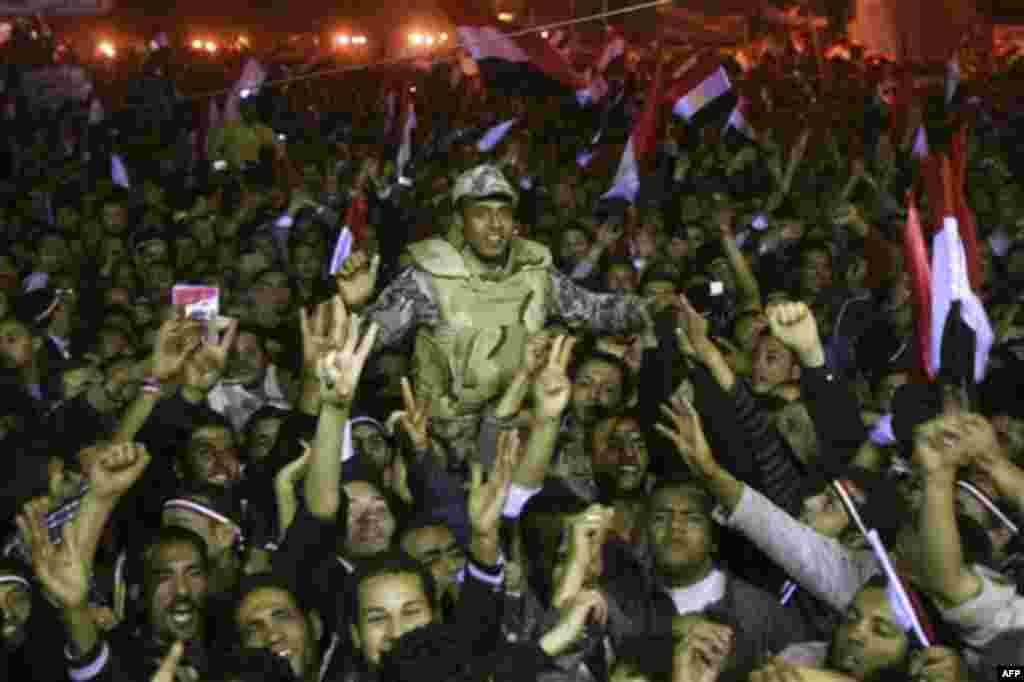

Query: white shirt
[668,569,727,615]
[207,364,290,431]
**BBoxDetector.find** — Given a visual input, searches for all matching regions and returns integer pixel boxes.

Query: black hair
[519,481,590,605]
[568,349,636,403]
[230,572,318,631]
[346,551,437,630]
[647,476,716,520]
[140,526,210,579]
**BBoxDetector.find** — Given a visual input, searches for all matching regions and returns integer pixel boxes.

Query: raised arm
[113,317,204,443]
[713,207,762,314]
[304,298,379,521]
[18,497,98,662]
[513,335,576,490]
[913,414,986,608]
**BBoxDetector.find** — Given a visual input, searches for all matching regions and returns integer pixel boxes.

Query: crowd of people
[3,12,1024,682]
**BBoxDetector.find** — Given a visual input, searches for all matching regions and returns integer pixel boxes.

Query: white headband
[163,499,242,539]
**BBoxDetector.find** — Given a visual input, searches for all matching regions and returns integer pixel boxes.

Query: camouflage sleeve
[362,267,440,349]
[547,269,650,336]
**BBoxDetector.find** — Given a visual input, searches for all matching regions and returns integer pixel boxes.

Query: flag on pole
[396,90,416,180]
[602,49,664,203]
[111,154,130,189]
[477,118,518,152]
[663,54,735,130]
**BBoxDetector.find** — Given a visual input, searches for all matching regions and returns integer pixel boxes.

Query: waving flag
[602,51,664,203]
[663,54,735,130]
[903,193,934,377]
[111,154,130,189]
[929,150,993,385]
[396,90,416,180]
[457,25,586,98]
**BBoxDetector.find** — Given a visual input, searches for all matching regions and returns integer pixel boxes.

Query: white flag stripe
[478,119,518,152]
[601,137,640,202]
[930,217,995,382]
[457,26,531,64]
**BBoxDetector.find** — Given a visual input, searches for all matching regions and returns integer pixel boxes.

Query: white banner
[0,0,112,15]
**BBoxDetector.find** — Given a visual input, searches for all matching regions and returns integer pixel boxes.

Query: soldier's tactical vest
[406,237,552,419]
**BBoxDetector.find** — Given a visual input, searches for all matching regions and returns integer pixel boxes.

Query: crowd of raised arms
[4,16,1024,682]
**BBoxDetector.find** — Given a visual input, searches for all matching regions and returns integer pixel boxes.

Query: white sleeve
[502,482,542,519]
[726,485,880,611]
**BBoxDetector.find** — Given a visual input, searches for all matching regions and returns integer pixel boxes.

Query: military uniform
[359,165,649,466]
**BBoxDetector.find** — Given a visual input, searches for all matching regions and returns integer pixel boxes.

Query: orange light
[498,12,515,22]
[192,39,203,50]
[204,41,217,53]
[410,33,423,45]
[541,30,549,39]
[97,41,116,58]
[425,35,435,46]
[335,34,350,46]
[440,33,448,42]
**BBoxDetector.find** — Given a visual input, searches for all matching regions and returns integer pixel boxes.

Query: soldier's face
[462,200,516,263]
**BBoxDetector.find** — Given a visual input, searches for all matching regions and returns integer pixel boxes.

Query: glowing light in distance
[192,39,203,49]
[238,35,249,47]
[204,41,217,53]
[97,41,116,58]
[440,33,448,41]
[498,12,515,22]
[353,36,367,45]
[541,30,549,38]
[410,33,423,45]
[425,35,435,45]
[335,34,350,46]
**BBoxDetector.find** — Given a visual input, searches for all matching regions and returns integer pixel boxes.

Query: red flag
[903,192,933,377]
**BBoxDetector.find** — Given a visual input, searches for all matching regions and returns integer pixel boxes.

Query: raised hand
[541,589,609,656]
[86,442,151,501]
[673,620,733,682]
[300,297,343,378]
[675,294,714,359]
[912,413,971,479]
[531,335,577,420]
[395,377,431,453]
[567,504,614,568]
[908,646,969,682]
[655,396,717,478]
[151,641,186,682]
[521,332,553,379]
[152,317,204,384]
[334,251,380,309]
[468,429,519,538]
[17,497,91,610]
[316,307,379,408]
[766,302,824,367]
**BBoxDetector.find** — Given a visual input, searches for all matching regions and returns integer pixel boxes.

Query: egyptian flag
[602,50,663,203]
[457,24,586,98]
[663,54,736,131]
[929,151,993,385]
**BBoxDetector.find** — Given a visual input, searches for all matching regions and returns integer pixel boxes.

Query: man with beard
[17,443,221,682]
[208,325,294,432]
